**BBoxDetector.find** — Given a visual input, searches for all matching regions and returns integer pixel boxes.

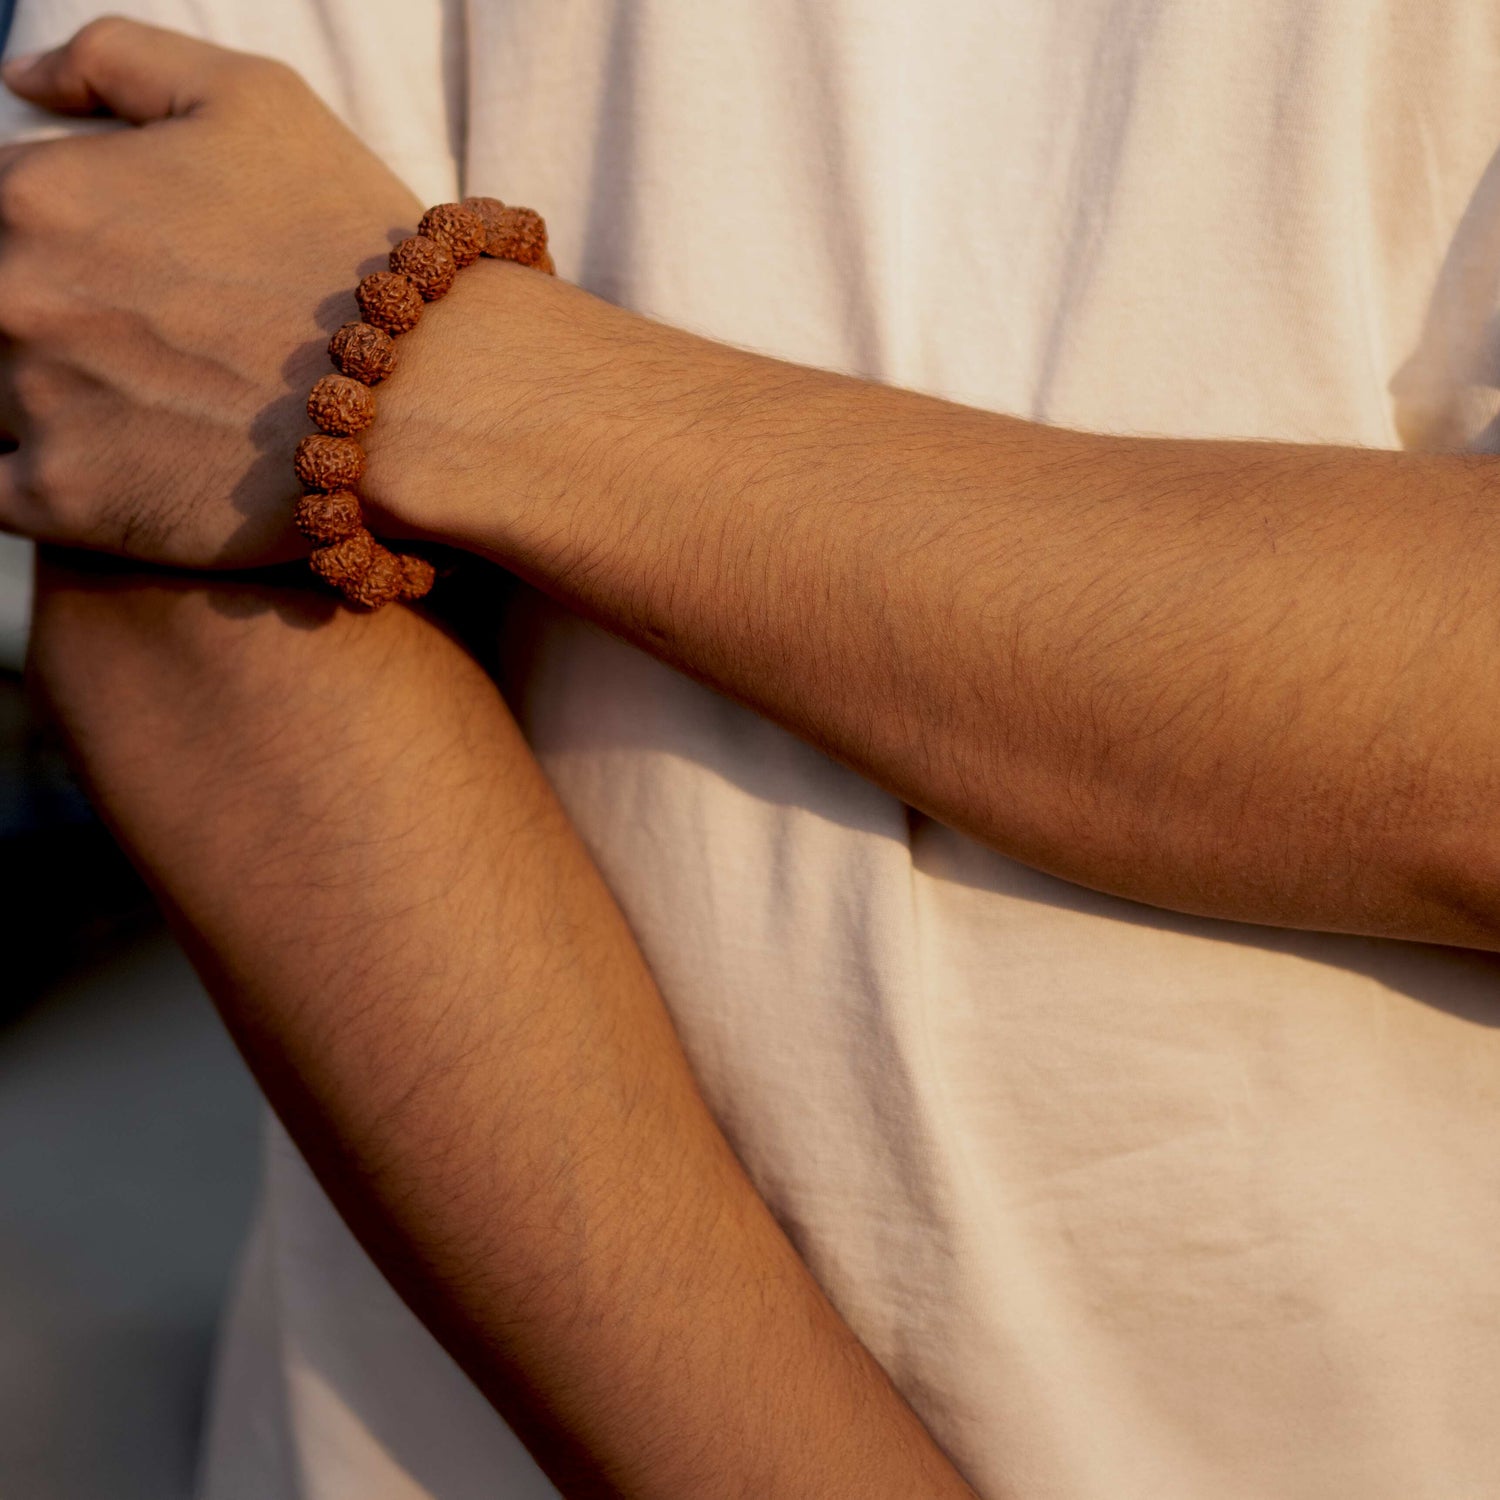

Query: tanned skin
[1,23,1497,953]
[6,17,1500,1490]
[31,554,980,1500]
[364,275,1500,949]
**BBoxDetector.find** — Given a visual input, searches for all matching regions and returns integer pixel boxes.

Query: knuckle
[0,263,82,343]
[18,446,70,515]
[0,145,90,236]
[68,14,130,69]
[11,359,62,419]
[0,156,50,225]
[24,450,118,546]
[0,284,42,342]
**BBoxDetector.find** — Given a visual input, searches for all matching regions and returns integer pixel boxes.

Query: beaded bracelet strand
[291,196,555,608]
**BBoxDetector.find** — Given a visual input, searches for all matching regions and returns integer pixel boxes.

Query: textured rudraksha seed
[307,374,376,436]
[480,206,550,270]
[417,203,488,267]
[461,195,506,232]
[339,541,408,608]
[328,321,396,384]
[397,552,437,600]
[308,528,377,593]
[293,488,363,544]
[389,234,457,301]
[294,433,366,491]
[356,270,424,334]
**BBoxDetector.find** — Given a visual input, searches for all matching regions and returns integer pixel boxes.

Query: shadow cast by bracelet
[37,546,342,632]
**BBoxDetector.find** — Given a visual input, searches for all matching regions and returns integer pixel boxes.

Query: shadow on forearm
[34,544,341,630]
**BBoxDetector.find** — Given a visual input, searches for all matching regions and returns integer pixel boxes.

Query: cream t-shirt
[9,3,1500,1497]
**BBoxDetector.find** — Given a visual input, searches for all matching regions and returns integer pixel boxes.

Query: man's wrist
[357,259,644,563]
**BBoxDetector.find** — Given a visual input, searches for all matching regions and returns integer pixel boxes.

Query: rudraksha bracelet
[292,197,556,608]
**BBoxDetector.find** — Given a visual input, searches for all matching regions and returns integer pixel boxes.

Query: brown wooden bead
[309,529,377,592]
[461,195,506,232]
[300,197,554,607]
[293,488,363,544]
[339,541,407,608]
[397,553,437,600]
[294,433,366,491]
[328,321,396,384]
[418,203,488,267]
[307,374,376,436]
[356,270,423,334]
[480,206,550,270]
[389,235,457,301]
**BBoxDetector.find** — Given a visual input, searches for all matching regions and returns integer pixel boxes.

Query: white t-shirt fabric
[8,3,1500,1497]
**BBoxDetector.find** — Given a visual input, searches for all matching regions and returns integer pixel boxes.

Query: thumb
[1,16,241,124]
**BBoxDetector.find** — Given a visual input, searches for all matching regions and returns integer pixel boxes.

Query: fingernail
[1,53,42,84]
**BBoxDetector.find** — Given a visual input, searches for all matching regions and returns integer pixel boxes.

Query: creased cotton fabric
[8,4,1500,1497]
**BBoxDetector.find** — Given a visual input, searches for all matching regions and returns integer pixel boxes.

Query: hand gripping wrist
[290,197,555,609]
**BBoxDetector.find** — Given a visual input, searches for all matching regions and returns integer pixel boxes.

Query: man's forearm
[365,262,1500,949]
[29,557,976,1500]
[0,17,1488,951]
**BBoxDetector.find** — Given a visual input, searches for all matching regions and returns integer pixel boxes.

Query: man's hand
[0,18,421,565]
[8,24,1500,956]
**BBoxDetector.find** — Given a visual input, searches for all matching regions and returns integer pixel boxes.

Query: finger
[0,16,247,124]
[0,451,45,544]
[0,352,24,462]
